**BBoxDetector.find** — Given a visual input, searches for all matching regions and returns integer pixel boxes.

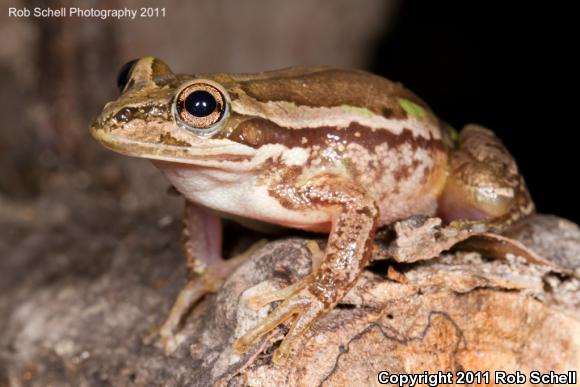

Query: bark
[1,190,578,386]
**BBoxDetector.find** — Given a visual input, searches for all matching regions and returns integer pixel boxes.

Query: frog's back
[216,67,451,224]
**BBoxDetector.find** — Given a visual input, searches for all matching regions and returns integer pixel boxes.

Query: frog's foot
[234,279,326,365]
[246,241,322,310]
[146,239,267,353]
[143,267,225,352]
[246,275,311,310]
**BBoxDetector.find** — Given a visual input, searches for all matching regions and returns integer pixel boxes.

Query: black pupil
[185,90,217,117]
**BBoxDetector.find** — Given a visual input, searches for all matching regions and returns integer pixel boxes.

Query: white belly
[155,162,332,232]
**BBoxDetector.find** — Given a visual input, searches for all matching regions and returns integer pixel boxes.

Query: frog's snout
[89,114,107,139]
[90,103,109,132]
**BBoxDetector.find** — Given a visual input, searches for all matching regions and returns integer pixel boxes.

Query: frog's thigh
[438,124,531,226]
[182,200,223,276]
[235,177,379,362]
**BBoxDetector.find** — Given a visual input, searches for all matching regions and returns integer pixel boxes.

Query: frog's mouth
[90,124,257,169]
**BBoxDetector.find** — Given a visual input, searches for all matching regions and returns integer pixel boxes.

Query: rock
[1,192,579,386]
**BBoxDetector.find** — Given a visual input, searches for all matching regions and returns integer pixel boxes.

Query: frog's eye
[117,59,139,92]
[174,82,228,136]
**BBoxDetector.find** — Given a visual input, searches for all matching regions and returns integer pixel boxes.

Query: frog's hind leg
[438,124,534,233]
[380,125,537,264]
[151,201,261,353]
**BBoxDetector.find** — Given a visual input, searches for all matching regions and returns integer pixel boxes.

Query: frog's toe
[245,277,309,310]
[159,329,187,353]
[246,240,322,311]
[234,287,325,364]
[147,241,268,353]
[143,270,224,353]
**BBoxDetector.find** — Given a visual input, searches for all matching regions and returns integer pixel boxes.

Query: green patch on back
[399,98,426,118]
[446,124,459,143]
[341,105,374,118]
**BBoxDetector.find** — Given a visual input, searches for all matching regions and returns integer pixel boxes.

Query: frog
[90,57,534,363]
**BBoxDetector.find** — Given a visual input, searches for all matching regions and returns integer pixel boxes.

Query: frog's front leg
[155,201,260,353]
[234,176,378,364]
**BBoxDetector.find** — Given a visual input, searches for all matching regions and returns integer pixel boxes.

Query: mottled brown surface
[1,2,578,385]
[1,182,578,386]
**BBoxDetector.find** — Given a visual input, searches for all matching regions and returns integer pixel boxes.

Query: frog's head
[92,57,445,171]
[90,56,258,167]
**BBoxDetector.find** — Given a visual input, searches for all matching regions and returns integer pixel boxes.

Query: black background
[369,1,578,223]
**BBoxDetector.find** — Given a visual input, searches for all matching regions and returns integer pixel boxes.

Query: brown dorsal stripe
[223,117,447,152]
